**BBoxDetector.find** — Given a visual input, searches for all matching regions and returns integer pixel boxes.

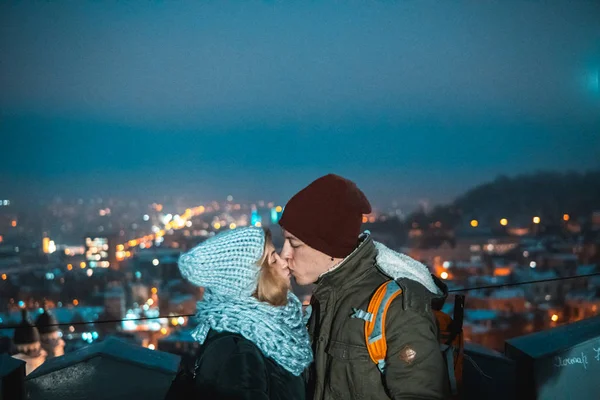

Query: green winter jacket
[305,235,447,400]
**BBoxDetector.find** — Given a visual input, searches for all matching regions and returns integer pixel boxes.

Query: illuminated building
[84,234,117,269]
[250,209,262,227]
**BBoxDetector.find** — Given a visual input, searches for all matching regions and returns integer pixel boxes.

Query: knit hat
[178,227,266,297]
[279,174,371,258]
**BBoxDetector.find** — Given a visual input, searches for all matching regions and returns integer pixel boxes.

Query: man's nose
[281,242,293,260]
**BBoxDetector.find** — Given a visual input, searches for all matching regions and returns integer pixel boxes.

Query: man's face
[280,229,333,285]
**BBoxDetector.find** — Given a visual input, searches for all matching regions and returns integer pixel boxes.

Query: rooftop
[26,337,179,400]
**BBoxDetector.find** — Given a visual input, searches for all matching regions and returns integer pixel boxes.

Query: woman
[176,226,312,400]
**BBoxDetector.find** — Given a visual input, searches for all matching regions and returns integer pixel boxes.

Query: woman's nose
[274,253,288,268]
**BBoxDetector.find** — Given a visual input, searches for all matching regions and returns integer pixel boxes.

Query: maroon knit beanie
[279,174,372,258]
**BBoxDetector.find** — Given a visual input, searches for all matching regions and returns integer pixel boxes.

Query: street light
[500,218,508,226]
[470,220,479,228]
[533,216,541,224]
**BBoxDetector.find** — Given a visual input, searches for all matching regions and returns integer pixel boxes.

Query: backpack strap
[445,295,465,345]
[440,343,458,395]
[440,295,465,396]
[351,280,403,373]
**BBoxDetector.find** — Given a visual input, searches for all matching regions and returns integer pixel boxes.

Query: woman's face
[264,241,291,285]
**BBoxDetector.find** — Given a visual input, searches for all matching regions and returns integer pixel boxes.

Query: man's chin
[292,275,312,286]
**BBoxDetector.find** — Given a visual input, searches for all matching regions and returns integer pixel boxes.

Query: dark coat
[194,330,305,400]
[306,235,447,399]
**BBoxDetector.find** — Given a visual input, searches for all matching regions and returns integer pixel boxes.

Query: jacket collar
[314,234,377,296]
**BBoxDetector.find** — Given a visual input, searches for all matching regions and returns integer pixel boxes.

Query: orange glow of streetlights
[470,220,479,228]
[551,314,558,322]
[533,216,541,224]
[563,214,570,222]
[500,218,508,226]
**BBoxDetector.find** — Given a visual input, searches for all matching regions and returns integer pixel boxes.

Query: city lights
[0,180,595,382]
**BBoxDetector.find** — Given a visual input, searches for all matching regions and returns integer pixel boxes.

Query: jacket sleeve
[382,297,447,400]
[195,336,270,400]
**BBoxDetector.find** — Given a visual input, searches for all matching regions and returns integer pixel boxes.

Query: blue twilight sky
[0,1,599,208]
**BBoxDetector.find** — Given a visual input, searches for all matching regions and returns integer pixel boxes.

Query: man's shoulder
[355,270,438,312]
[394,278,439,312]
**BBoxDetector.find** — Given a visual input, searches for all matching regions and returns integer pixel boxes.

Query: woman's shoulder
[202,330,264,359]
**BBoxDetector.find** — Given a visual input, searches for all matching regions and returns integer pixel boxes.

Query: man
[279,174,447,400]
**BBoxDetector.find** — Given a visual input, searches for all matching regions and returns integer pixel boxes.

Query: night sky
[1,2,599,207]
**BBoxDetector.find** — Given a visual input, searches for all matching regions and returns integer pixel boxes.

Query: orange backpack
[351,279,465,398]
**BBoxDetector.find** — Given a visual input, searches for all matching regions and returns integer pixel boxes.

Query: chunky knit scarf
[191,290,313,376]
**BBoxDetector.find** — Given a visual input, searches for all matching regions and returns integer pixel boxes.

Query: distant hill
[453,170,600,223]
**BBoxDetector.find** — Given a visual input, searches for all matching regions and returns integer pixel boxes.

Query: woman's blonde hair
[254,228,289,306]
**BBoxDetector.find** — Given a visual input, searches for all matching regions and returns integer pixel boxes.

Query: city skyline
[1,1,599,205]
